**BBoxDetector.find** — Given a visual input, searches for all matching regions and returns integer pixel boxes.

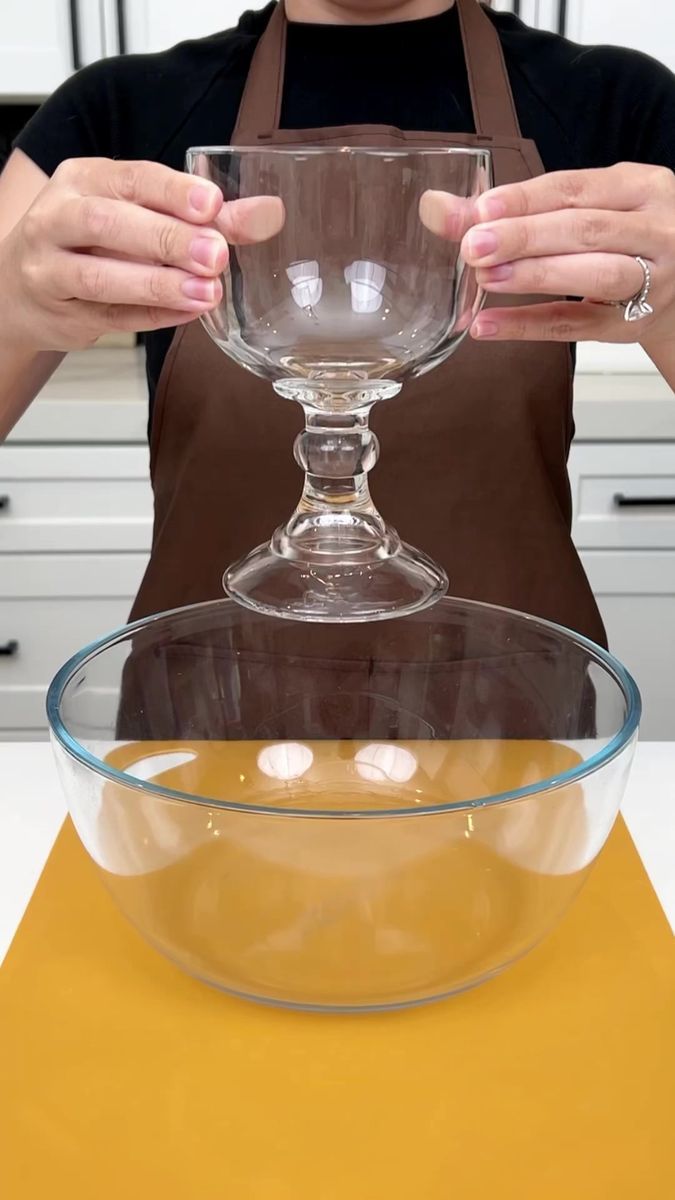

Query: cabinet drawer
[0,553,148,599]
[580,550,675,741]
[0,446,153,552]
[569,444,675,549]
[0,554,148,731]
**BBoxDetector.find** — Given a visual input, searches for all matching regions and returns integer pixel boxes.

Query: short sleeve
[14,59,122,176]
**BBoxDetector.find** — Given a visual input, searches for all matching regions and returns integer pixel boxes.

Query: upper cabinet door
[122,1,251,54]
[0,0,77,98]
[564,0,674,73]
[489,2,561,33]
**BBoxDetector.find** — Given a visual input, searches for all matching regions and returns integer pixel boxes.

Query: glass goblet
[187,146,492,621]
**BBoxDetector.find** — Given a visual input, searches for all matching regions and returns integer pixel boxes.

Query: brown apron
[129,0,604,647]
[116,0,604,747]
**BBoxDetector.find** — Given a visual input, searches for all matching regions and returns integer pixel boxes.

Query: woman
[0,0,673,640]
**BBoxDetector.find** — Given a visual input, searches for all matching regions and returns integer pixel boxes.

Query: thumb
[214,195,286,246]
[419,190,479,243]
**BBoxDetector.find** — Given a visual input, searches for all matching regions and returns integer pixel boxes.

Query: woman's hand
[0,157,283,353]
[458,162,675,355]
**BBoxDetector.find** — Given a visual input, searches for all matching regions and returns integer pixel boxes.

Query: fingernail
[466,229,499,260]
[189,185,217,214]
[182,277,216,302]
[483,263,513,283]
[477,196,507,221]
[473,320,499,338]
[190,235,226,270]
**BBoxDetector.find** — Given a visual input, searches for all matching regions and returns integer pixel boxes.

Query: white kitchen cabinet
[121,0,249,53]
[568,443,675,551]
[0,1,76,99]
[0,0,125,100]
[0,554,148,738]
[491,0,672,68]
[580,551,675,742]
[0,419,152,740]
[564,0,675,74]
[569,442,675,740]
[0,445,152,553]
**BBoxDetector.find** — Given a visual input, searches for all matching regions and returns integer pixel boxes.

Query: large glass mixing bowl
[47,597,640,1012]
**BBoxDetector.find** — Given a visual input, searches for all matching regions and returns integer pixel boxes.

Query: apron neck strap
[455,0,521,138]
[232,0,521,142]
[232,1,287,141]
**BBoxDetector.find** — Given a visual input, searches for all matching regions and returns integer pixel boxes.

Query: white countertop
[1,740,674,967]
[7,348,148,443]
[6,348,675,444]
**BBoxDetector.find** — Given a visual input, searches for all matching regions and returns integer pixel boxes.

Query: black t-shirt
[15,2,675,413]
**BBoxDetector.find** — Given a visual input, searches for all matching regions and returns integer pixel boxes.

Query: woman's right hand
[0,157,234,351]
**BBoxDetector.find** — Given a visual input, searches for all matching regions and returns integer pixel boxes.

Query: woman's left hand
[460,162,675,352]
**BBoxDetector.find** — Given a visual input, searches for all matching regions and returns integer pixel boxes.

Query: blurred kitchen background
[1,1,674,740]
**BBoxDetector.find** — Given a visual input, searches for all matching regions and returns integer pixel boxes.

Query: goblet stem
[224,379,448,621]
[298,406,381,518]
[271,382,402,563]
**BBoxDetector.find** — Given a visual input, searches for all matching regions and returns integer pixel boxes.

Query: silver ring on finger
[609,256,654,322]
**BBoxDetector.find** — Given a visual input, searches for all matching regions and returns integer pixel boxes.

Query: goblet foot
[223,533,448,622]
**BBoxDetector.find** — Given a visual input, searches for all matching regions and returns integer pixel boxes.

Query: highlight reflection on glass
[286,260,322,309]
[344,260,386,313]
[354,743,418,783]
[257,742,314,781]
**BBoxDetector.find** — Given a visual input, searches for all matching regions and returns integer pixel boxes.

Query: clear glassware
[47,596,640,1013]
[186,146,491,622]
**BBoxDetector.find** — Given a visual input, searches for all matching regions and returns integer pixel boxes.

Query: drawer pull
[0,495,9,510]
[0,640,19,657]
[613,493,675,508]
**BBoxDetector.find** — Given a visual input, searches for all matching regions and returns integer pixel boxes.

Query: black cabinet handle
[558,0,568,37]
[0,495,9,510]
[614,493,675,508]
[0,640,19,657]
[69,0,82,70]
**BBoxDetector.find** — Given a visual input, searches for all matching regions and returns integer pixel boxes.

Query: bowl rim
[46,596,641,820]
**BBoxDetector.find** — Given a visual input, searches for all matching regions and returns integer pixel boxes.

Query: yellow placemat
[1,816,673,1199]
